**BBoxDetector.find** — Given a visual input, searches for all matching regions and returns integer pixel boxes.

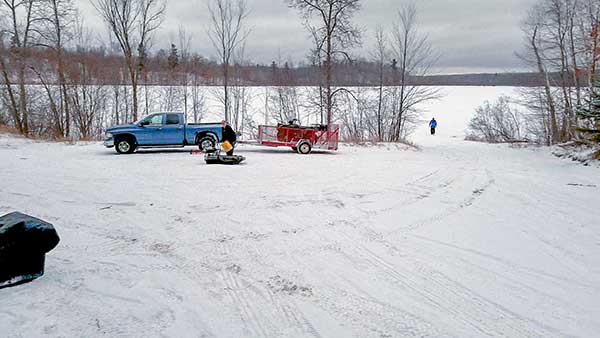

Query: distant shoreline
[7,72,581,88]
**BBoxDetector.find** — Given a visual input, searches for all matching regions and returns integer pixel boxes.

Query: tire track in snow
[276,231,445,338]
[238,242,325,338]
[208,221,323,338]
[387,168,495,233]
[493,178,596,266]
[330,226,570,338]
[209,225,270,338]
[162,206,324,338]
[408,234,600,291]
[315,283,447,338]
[405,175,496,231]
[241,156,513,336]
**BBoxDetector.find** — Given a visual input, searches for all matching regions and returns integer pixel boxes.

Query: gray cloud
[79,0,538,73]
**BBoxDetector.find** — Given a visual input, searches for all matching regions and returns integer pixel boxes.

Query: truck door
[162,113,185,145]
[137,113,165,145]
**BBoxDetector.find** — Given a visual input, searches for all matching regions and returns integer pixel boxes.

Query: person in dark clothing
[221,120,237,156]
[429,118,438,135]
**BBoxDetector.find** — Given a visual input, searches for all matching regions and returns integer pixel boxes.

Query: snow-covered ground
[1,87,599,338]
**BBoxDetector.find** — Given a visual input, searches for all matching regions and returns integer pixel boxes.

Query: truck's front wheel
[198,136,216,151]
[115,139,136,154]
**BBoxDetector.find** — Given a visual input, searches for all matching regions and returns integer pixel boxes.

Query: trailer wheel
[297,141,312,155]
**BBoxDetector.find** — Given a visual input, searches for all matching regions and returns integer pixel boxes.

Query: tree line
[468,0,599,149]
[5,0,596,146]
[522,0,600,145]
[0,0,443,142]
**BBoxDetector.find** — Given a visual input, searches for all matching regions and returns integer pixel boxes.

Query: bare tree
[522,15,560,143]
[519,0,598,144]
[229,42,253,134]
[338,88,368,142]
[139,24,157,117]
[546,0,577,139]
[207,0,249,122]
[94,0,165,122]
[303,28,326,124]
[268,59,301,124]
[160,42,180,111]
[576,1,600,141]
[33,0,76,138]
[467,96,525,143]
[66,24,109,139]
[388,4,441,141]
[189,54,206,123]
[69,64,109,140]
[581,1,599,99]
[178,26,191,119]
[287,0,361,126]
[568,0,584,108]
[0,0,39,135]
[372,26,388,141]
[30,64,64,138]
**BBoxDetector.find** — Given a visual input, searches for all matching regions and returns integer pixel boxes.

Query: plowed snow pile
[1,87,599,338]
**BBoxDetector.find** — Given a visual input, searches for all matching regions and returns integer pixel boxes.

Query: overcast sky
[79,0,538,74]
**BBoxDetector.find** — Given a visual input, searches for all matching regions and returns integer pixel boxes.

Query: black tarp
[0,212,60,288]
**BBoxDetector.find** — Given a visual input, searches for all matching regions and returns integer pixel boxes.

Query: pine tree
[168,44,179,71]
[577,80,600,143]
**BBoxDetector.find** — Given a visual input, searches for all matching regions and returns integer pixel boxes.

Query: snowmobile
[204,146,246,165]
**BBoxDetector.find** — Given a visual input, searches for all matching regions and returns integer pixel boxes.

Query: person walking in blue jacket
[429,118,438,135]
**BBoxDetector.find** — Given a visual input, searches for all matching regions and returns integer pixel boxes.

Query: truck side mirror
[140,121,150,127]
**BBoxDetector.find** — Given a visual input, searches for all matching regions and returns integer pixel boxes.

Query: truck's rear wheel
[198,135,216,151]
[115,139,136,154]
[297,141,312,155]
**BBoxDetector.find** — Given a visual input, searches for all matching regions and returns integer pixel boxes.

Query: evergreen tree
[168,44,179,71]
[577,80,600,143]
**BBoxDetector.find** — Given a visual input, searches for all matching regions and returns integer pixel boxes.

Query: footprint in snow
[266,275,313,297]
[149,243,173,254]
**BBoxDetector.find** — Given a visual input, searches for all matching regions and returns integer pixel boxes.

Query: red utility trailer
[258,123,340,154]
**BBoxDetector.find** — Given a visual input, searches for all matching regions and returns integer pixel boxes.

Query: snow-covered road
[1,88,599,338]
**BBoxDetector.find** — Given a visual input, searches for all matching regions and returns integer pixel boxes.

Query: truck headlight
[105,132,113,138]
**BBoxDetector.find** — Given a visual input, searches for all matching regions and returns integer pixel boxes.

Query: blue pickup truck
[104,112,223,154]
